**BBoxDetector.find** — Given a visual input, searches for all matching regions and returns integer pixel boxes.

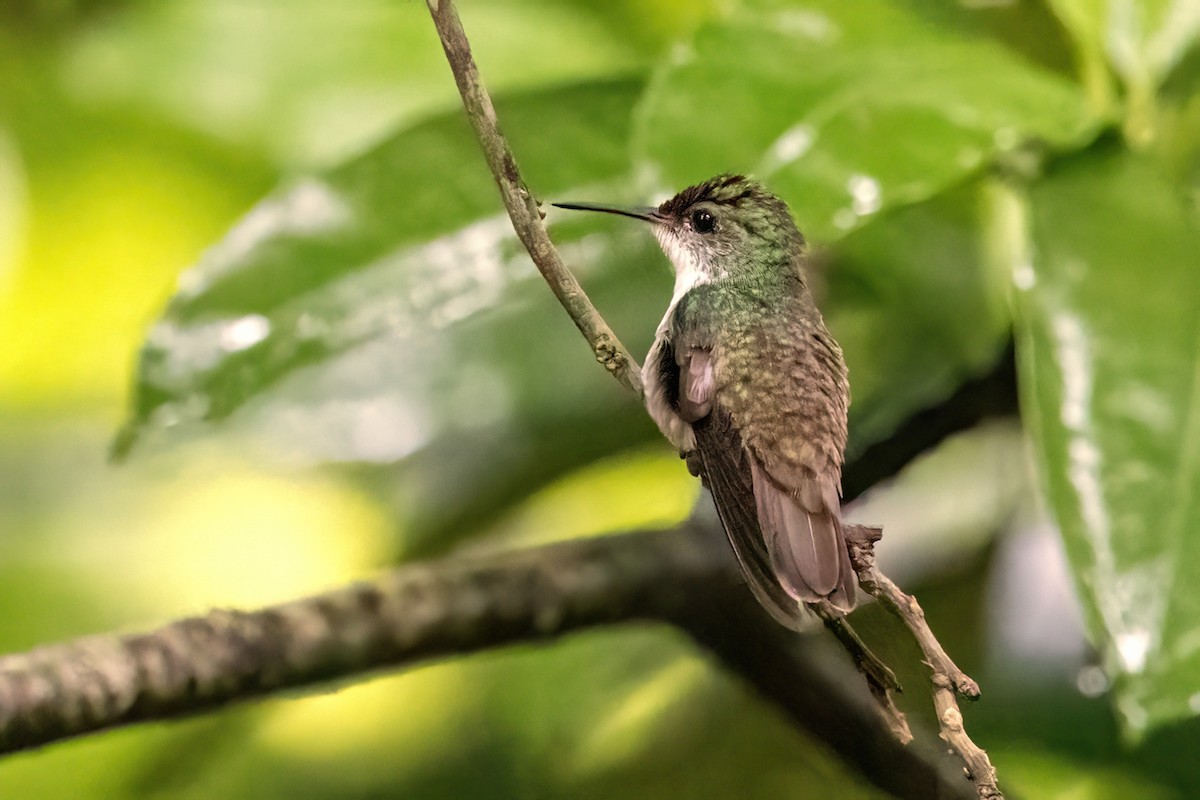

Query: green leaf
[1048,0,1200,96]
[635,0,1099,241]
[114,79,653,462]
[62,0,651,165]
[1048,0,1200,145]
[1013,142,1200,737]
[828,180,1010,454]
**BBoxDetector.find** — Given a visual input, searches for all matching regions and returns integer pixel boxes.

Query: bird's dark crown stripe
[657,173,758,217]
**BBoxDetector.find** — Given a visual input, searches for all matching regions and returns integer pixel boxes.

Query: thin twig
[425,1,999,794]
[424,0,642,394]
[846,524,1001,799]
[816,605,912,744]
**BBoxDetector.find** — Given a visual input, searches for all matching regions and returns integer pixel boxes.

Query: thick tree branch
[0,344,1013,798]
[0,519,972,799]
[424,0,642,393]
[0,525,720,755]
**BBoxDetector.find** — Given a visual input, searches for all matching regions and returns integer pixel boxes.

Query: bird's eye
[691,209,717,233]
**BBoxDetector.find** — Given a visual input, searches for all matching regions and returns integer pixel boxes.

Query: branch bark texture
[0,526,721,755]
[847,524,1002,799]
[0,521,974,799]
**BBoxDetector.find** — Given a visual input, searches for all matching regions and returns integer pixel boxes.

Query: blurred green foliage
[1015,143,1200,734]
[1,0,1198,798]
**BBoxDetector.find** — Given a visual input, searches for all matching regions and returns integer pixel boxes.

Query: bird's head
[554,174,805,292]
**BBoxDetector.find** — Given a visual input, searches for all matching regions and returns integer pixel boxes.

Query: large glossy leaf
[114,78,703,553]
[634,0,1099,242]
[1013,142,1200,736]
[114,79,657,460]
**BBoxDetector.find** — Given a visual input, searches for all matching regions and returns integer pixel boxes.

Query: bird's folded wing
[693,404,812,630]
[679,344,854,615]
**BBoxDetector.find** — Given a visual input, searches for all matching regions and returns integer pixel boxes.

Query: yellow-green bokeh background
[2,1,1198,798]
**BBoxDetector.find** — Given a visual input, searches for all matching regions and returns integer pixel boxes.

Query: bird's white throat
[655,229,719,311]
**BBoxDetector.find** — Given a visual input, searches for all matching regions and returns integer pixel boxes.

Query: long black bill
[551,201,661,223]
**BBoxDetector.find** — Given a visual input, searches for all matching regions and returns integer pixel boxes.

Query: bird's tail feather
[752,462,856,613]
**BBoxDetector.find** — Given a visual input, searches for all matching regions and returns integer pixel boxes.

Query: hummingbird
[554,174,855,624]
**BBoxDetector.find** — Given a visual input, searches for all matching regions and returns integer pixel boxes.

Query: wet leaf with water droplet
[115,81,652,445]
[116,78,678,550]
[635,0,1101,241]
[1013,142,1200,737]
